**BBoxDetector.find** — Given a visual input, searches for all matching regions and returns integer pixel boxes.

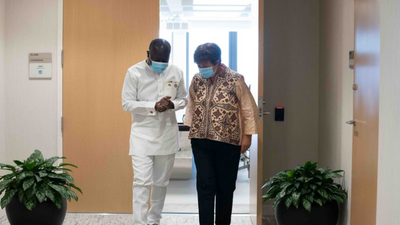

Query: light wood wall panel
[351,0,380,224]
[63,0,159,212]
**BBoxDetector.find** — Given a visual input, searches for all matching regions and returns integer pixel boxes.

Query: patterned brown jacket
[184,64,258,146]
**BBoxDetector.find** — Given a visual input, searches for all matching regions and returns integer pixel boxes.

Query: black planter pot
[5,196,67,225]
[275,200,339,225]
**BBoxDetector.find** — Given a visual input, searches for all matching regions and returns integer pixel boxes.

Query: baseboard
[262,204,274,216]
[262,204,276,225]
[0,193,4,218]
[0,208,5,219]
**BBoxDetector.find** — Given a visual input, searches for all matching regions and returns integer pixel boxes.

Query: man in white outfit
[122,38,188,225]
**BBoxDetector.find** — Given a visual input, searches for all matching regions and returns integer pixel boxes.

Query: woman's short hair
[193,43,221,65]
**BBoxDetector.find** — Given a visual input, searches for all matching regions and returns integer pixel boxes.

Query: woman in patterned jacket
[184,43,258,225]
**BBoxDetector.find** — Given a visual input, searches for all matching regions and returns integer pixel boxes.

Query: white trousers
[132,154,175,225]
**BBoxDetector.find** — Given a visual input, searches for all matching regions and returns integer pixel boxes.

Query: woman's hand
[241,135,252,154]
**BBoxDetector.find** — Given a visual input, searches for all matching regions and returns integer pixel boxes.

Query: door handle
[346,120,356,126]
[258,97,271,120]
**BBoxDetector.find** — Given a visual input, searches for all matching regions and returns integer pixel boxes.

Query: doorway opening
[159,0,259,214]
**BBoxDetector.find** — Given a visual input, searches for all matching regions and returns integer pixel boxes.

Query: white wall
[0,0,5,219]
[0,0,6,155]
[262,0,320,214]
[376,1,400,224]
[5,0,59,162]
[319,1,354,225]
[1,1,59,216]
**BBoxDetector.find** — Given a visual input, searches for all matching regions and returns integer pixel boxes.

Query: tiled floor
[0,213,253,225]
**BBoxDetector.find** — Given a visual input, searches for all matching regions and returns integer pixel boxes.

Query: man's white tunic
[122,60,188,156]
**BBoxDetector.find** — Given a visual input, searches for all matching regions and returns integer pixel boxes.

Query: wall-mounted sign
[29,53,52,79]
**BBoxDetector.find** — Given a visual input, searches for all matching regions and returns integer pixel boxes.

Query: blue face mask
[151,61,168,73]
[199,66,215,78]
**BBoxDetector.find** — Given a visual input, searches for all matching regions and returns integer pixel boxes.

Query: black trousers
[191,138,241,225]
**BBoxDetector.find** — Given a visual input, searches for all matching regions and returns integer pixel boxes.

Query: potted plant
[262,161,347,225]
[0,149,82,225]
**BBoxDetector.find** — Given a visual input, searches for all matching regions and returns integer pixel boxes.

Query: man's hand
[240,135,252,154]
[155,96,174,112]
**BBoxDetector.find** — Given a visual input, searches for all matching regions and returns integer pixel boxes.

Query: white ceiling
[160,0,254,29]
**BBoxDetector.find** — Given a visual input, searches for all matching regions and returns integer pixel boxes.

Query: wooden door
[351,0,380,223]
[63,0,159,212]
[249,1,264,224]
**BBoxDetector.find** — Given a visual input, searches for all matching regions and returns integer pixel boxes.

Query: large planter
[5,196,67,225]
[275,200,339,225]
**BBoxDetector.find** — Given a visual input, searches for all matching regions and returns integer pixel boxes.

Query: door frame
[56,0,264,222]
[57,0,63,157]
[249,1,264,224]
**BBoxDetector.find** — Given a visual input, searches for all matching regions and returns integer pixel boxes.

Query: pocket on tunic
[164,81,178,99]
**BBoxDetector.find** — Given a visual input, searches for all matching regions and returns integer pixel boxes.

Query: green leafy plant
[0,149,82,210]
[261,161,347,212]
